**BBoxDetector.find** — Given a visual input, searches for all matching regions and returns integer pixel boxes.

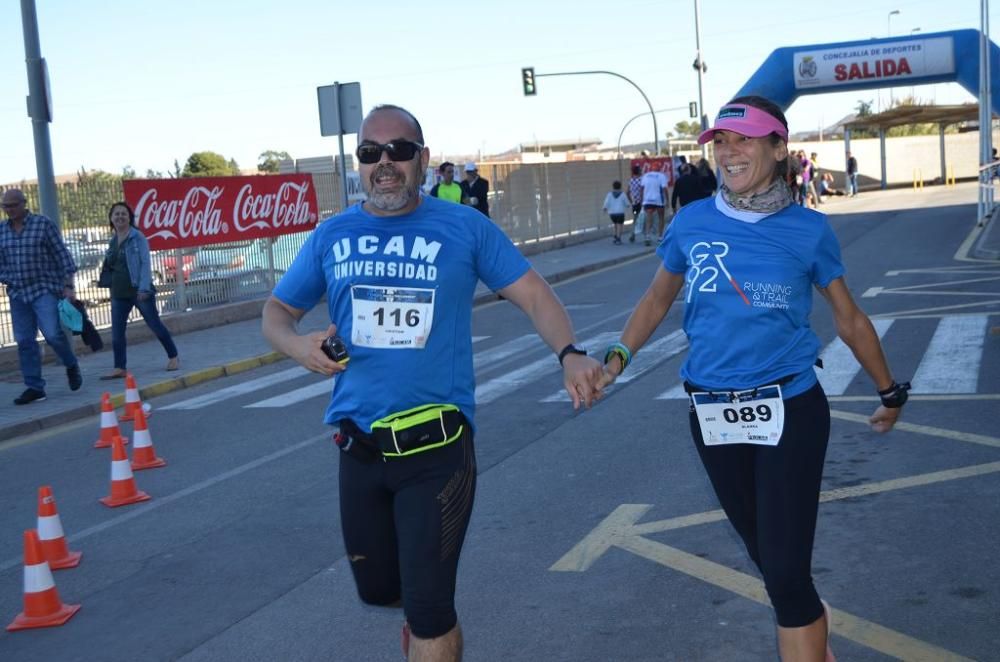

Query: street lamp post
[888,10,901,106]
[693,0,708,159]
[910,28,921,100]
[616,106,688,181]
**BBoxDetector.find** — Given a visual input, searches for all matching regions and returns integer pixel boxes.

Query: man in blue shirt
[262,104,601,662]
[0,188,82,404]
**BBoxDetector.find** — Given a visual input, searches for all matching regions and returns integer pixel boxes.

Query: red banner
[123,174,320,250]
[630,157,677,187]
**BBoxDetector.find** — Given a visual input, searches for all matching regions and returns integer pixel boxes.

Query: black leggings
[338,428,476,639]
[689,383,830,628]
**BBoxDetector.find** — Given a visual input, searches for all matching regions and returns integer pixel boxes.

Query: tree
[855,99,874,117]
[181,151,240,177]
[673,120,702,137]
[257,150,292,173]
[121,165,136,180]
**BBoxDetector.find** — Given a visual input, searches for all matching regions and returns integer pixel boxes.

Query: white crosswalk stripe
[475,332,619,405]
[158,315,995,411]
[912,314,988,393]
[813,318,895,395]
[542,330,687,402]
[161,367,310,410]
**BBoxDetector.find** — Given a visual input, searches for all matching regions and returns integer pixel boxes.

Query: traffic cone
[94,393,126,449]
[36,486,82,570]
[130,408,166,470]
[6,530,81,631]
[119,373,148,422]
[99,436,151,508]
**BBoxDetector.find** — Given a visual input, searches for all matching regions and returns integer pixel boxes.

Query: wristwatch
[557,343,587,366]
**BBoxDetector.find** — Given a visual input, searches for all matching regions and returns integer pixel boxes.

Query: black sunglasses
[356,140,424,165]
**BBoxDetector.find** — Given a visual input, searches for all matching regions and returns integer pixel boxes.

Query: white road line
[862,287,883,298]
[242,334,546,409]
[656,382,688,400]
[161,366,310,410]
[245,379,334,408]
[475,332,619,405]
[542,330,687,402]
[912,314,988,394]
[814,318,895,395]
[473,334,542,370]
[472,336,488,343]
[0,433,327,573]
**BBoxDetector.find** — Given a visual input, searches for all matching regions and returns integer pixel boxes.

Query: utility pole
[694,0,708,159]
[19,0,59,225]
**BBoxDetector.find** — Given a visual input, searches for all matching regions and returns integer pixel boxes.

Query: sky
[0,0,994,184]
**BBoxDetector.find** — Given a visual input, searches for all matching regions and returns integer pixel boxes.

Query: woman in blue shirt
[100,202,179,379]
[599,96,910,661]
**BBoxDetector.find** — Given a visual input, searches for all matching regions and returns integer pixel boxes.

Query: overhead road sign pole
[19,0,59,226]
[527,69,660,155]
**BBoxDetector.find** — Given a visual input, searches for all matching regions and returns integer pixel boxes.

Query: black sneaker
[14,388,47,405]
[67,365,83,391]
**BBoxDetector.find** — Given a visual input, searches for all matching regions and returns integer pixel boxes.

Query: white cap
[464,162,477,172]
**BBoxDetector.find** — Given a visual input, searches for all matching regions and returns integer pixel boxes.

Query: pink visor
[697,104,789,145]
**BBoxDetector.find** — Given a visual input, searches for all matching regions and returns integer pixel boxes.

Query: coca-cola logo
[134,186,224,242]
[233,182,315,232]
[126,175,319,247]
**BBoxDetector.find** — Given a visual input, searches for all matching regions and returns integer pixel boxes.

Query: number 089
[722,405,772,424]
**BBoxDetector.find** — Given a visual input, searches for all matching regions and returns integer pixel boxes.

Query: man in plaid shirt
[1,188,83,405]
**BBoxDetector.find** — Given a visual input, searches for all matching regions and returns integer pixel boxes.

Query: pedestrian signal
[689,102,698,118]
[521,67,536,96]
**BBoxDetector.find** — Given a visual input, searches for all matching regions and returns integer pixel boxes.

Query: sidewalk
[0,236,656,442]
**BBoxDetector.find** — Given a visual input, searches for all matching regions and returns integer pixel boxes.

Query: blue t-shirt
[274,195,530,431]
[658,193,845,398]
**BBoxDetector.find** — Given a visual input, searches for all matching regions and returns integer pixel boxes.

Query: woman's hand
[869,405,901,433]
[596,356,623,390]
[562,354,604,410]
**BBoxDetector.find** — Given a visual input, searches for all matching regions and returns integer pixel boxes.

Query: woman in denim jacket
[100,201,179,379]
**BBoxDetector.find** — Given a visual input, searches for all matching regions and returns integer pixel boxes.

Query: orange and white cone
[119,373,148,422]
[6,530,81,631]
[130,408,166,470]
[99,436,151,508]
[36,486,82,570]
[94,392,126,449]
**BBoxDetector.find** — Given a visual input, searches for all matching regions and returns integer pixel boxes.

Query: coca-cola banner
[122,175,320,250]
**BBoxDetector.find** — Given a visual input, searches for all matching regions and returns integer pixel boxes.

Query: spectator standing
[602,180,631,244]
[0,188,83,404]
[639,166,669,245]
[846,151,859,197]
[627,165,644,242]
[696,158,718,197]
[460,162,490,217]
[670,163,705,213]
[99,202,179,379]
[429,162,466,204]
[809,152,823,205]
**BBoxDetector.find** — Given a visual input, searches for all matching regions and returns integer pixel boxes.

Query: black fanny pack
[336,404,466,462]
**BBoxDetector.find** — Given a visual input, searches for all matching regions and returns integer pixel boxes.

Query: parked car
[64,238,105,270]
[154,248,198,285]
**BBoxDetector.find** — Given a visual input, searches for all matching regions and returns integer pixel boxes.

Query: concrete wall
[788,130,999,189]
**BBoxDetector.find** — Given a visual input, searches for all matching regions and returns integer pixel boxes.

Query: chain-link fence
[1,161,623,348]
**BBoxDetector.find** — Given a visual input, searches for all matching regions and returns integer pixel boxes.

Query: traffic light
[689,101,698,118]
[521,67,536,96]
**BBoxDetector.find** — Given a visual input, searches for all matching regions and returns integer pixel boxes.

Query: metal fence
[1,161,621,348]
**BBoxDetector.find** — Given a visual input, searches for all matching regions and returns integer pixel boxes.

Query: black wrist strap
[558,343,586,366]
[879,381,911,408]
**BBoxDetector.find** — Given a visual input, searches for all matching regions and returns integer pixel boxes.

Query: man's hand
[596,357,623,391]
[294,324,349,377]
[869,405,901,433]
[562,353,604,410]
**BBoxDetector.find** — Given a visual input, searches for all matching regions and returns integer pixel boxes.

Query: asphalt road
[0,189,997,661]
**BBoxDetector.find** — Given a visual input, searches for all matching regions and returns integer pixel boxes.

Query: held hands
[869,405,901,433]
[597,356,623,391]
[562,353,604,410]
[297,324,348,377]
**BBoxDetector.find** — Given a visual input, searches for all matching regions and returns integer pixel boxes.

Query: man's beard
[365,163,420,212]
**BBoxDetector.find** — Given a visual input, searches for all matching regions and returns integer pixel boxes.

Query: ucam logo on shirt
[330,234,442,282]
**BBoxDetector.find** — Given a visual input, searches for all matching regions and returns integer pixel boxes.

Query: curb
[0,250,655,442]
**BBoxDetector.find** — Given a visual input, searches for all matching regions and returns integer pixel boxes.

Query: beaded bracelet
[603,342,633,372]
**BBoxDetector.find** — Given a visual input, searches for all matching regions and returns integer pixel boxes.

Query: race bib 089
[350,285,435,349]
[691,384,785,446]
